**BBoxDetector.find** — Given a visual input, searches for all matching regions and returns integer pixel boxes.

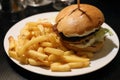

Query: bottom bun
[61,40,104,52]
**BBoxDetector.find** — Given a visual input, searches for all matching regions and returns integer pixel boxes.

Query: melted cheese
[65,27,99,37]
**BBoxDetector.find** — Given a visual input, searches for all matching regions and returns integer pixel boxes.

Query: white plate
[4,12,119,77]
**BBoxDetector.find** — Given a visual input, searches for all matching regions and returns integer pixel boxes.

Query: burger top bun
[56,4,105,37]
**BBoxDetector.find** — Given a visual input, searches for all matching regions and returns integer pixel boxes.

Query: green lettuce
[95,27,112,41]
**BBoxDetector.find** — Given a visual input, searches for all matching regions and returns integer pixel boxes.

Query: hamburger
[54,4,110,52]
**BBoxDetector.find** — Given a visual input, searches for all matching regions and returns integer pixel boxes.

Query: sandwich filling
[60,27,110,48]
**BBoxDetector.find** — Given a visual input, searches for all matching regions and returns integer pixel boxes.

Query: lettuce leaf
[95,27,112,41]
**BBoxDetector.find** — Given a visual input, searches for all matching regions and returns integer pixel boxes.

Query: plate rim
[3,12,120,77]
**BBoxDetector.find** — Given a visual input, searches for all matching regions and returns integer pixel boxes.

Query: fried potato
[8,19,93,72]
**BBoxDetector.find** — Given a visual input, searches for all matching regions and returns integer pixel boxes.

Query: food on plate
[8,19,93,72]
[54,4,110,52]
[8,4,111,72]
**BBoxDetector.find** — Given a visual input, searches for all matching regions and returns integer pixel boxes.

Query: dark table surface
[0,0,120,80]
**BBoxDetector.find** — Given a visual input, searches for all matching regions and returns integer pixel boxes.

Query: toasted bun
[61,40,104,52]
[56,4,104,37]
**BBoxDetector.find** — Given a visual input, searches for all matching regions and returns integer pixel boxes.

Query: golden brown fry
[8,51,19,60]
[28,50,48,61]
[37,25,45,35]
[47,33,59,47]
[64,51,74,56]
[48,54,65,63]
[28,58,42,66]
[18,36,48,57]
[8,36,16,50]
[63,55,90,63]
[51,63,71,72]
[40,42,53,47]
[44,47,64,56]
[68,62,85,69]
[19,55,28,64]
[37,47,44,53]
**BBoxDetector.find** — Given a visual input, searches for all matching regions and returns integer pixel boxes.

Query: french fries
[8,19,94,72]
[44,47,64,56]
[51,62,71,72]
